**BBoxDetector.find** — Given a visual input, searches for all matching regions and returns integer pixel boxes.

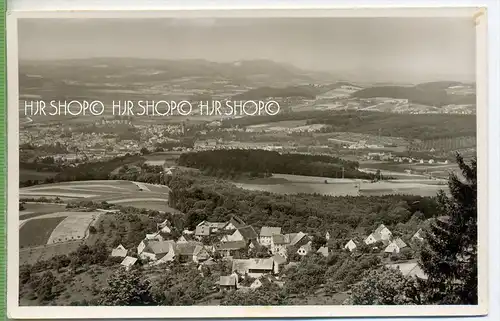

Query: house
[111,244,128,258]
[271,234,289,257]
[219,274,238,291]
[120,256,138,271]
[297,241,313,256]
[344,239,358,252]
[223,215,246,231]
[138,240,176,262]
[272,254,287,274]
[232,258,275,278]
[177,234,195,244]
[224,225,259,248]
[411,228,424,243]
[364,224,392,245]
[316,246,329,257]
[325,231,331,241]
[175,241,210,263]
[196,221,227,234]
[214,240,247,258]
[386,262,428,280]
[157,219,171,234]
[259,226,282,246]
[384,238,408,254]
[145,232,164,242]
[195,225,211,237]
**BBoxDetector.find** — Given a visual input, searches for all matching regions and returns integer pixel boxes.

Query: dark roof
[175,241,205,256]
[215,240,247,251]
[237,225,258,241]
[230,215,246,228]
[260,226,282,237]
[272,234,288,245]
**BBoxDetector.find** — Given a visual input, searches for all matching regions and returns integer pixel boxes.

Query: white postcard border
[6,7,490,319]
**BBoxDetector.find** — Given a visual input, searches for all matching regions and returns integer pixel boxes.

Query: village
[110,214,431,292]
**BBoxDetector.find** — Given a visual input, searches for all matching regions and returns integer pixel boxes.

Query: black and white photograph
[7,7,488,319]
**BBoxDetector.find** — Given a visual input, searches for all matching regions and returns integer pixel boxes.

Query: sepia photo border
[6,7,489,319]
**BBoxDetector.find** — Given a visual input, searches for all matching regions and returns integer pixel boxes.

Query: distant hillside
[19,58,331,88]
[232,82,362,100]
[351,82,476,107]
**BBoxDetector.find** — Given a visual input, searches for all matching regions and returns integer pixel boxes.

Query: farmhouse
[120,256,138,271]
[344,239,358,252]
[297,241,313,256]
[196,221,227,234]
[384,238,408,254]
[138,240,176,261]
[270,234,289,257]
[175,241,210,263]
[111,244,128,258]
[214,240,247,258]
[223,225,259,247]
[177,234,195,244]
[364,224,392,245]
[259,226,282,246]
[232,258,275,278]
[272,254,287,274]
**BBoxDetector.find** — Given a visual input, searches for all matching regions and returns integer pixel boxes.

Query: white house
[145,232,164,242]
[316,246,329,257]
[384,238,408,254]
[120,256,138,271]
[344,239,358,252]
[297,241,312,256]
[259,226,282,246]
[364,224,392,245]
[111,244,128,258]
[325,231,331,241]
[411,228,424,243]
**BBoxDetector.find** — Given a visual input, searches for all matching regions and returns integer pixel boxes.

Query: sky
[18,18,476,83]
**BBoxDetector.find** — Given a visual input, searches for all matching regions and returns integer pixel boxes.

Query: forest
[177,149,373,180]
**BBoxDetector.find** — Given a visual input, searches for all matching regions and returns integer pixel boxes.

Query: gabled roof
[120,256,138,268]
[317,246,329,257]
[290,232,308,246]
[145,232,163,240]
[145,240,175,255]
[215,240,247,251]
[111,245,128,257]
[232,258,274,273]
[226,215,246,229]
[197,221,226,229]
[272,254,287,265]
[236,225,258,241]
[374,224,391,236]
[260,226,282,237]
[219,275,237,286]
[394,238,408,248]
[272,234,288,245]
[386,262,428,280]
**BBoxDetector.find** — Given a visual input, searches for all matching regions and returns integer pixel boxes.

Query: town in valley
[17,17,478,307]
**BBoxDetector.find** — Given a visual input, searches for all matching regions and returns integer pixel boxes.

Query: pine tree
[419,153,477,304]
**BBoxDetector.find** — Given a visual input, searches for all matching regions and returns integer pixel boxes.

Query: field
[233,173,446,197]
[19,241,83,265]
[20,180,171,209]
[19,216,67,248]
[46,212,102,244]
[20,203,67,220]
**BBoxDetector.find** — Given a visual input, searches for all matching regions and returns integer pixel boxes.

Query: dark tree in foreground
[419,154,477,304]
[98,269,154,306]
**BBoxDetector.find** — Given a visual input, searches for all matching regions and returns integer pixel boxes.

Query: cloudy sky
[18,17,476,83]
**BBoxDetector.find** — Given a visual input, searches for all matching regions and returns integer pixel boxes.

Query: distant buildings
[364,224,393,245]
